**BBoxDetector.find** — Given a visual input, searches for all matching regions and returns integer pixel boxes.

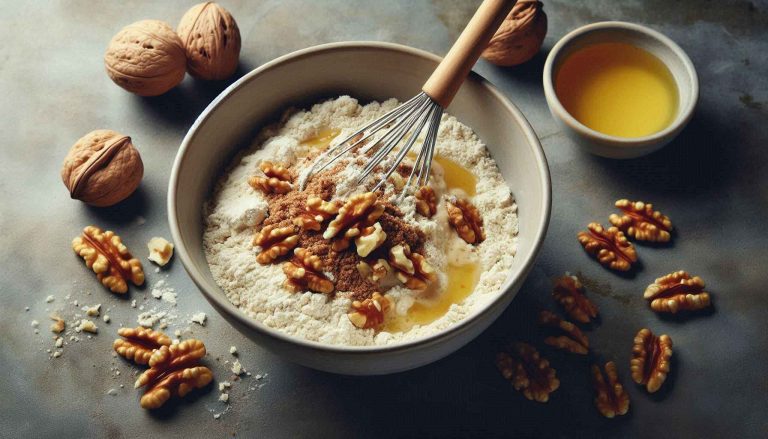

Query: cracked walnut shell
[496,342,559,403]
[609,199,673,242]
[177,2,241,80]
[61,130,143,207]
[72,226,144,294]
[348,292,391,329]
[114,327,172,365]
[104,20,186,96]
[592,361,630,418]
[446,196,485,244]
[253,224,299,264]
[644,271,710,314]
[630,328,673,393]
[415,186,437,218]
[538,310,589,354]
[482,0,547,66]
[577,223,637,272]
[389,244,437,291]
[249,161,292,195]
[552,275,598,324]
[324,192,385,251]
[282,248,334,294]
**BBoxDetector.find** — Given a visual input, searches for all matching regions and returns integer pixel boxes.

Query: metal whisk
[302,0,514,199]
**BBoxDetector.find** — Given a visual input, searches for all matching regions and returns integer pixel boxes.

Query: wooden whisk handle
[422,0,515,108]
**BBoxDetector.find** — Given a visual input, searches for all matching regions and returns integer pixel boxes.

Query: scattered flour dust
[204,96,518,346]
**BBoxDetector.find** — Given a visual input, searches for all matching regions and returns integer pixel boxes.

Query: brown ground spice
[256,162,425,301]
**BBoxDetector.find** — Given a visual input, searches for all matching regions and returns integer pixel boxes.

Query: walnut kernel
[389,244,437,291]
[114,326,172,365]
[72,226,144,294]
[609,199,673,242]
[282,248,334,294]
[496,342,559,403]
[552,275,598,324]
[354,222,387,257]
[644,271,711,314]
[446,196,485,244]
[630,328,673,393]
[294,196,340,231]
[147,237,174,266]
[348,292,391,329]
[538,310,589,355]
[253,224,299,264]
[577,223,637,271]
[415,186,437,218]
[592,361,630,418]
[324,192,385,251]
[249,161,292,195]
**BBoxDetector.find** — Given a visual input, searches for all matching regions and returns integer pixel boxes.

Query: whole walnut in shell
[481,0,547,66]
[177,2,241,80]
[104,20,186,96]
[61,130,143,207]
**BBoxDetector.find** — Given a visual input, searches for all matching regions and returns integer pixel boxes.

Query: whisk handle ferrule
[422,0,515,108]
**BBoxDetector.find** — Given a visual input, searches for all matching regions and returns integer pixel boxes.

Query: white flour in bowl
[203,96,518,346]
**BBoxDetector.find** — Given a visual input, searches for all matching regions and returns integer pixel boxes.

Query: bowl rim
[168,41,551,354]
[542,21,699,147]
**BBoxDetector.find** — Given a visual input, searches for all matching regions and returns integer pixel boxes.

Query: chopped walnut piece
[644,271,711,314]
[577,223,637,272]
[630,328,673,393]
[72,225,145,294]
[496,342,559,403]
[388,172,405,191]
[147,237,174,266]
[609,199,672,243]
[248,161,292,194]
[348,292,391,329]
[253,224,299,264]
[446,196,485,244]
[323,192,385,251]
[114,326,172,365]
[552,275,599,324]
[538,310,589,354]
[293,196,341,231]
[282,248,334,294]
[354,222,387,257]
[415,186,437,218]
[592,361,630,418]
[388,244,437,291]
[357,259,391,283]
[50,315,65,334]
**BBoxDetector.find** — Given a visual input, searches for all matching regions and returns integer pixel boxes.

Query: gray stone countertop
[1,0,766,437]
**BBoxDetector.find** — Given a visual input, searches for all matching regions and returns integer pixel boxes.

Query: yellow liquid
[433,155,477,197]
[384,262,480,332]
[555,42,678,138]
[300,128,341,151]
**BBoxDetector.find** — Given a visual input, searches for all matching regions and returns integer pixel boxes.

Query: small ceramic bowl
[543,21,699,159]
[168,42,551,375]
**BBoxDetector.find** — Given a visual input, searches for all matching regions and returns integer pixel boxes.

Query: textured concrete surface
[1,0,766,437]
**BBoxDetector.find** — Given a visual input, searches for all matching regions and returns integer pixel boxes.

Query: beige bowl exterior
[168,42,550,375]
[543,21,699,159]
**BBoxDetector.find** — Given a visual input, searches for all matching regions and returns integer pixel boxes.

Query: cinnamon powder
[258,163,424,301]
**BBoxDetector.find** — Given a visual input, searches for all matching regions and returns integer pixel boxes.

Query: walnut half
[323,192,384,251]
[496,342,559,403]
[253,224,299,264]
[552,275,598,324]
[538,310,589,355]
[348,292,391,329]
[609,199,672,243]
[644,270,711,314]
[113,326,172,365]
[282,248,334,294]
[577,223,637,272]
[249,161,292,195]
[592,361,630,418]
[630,328,673,393]
[415,186,437,218]
[388,244,437,291]
[72,226,144,294]
[446,196,486,244]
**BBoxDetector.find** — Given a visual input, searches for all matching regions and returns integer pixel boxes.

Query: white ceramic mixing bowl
[168,42,550,375]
